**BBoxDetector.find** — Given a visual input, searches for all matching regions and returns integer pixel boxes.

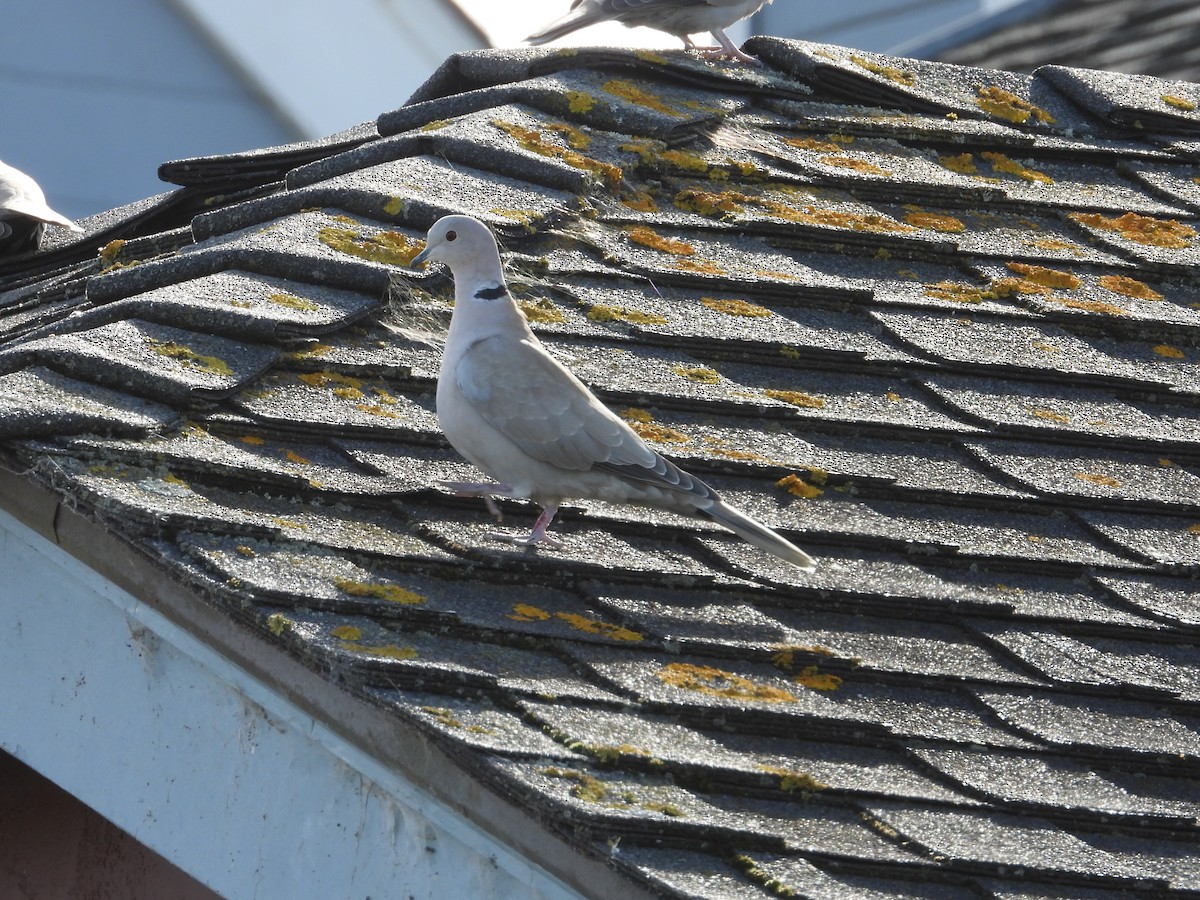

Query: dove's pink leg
[689,30,761,65]
[489,503,564,550]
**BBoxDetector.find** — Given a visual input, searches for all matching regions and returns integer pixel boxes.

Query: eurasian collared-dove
[526,0,772,64]
[0,159,82,254]
[411,214,816,570]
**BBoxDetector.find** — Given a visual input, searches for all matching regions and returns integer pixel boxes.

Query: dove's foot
[488,503,564,550]
[688,31,761,65]
[438,480,510,521]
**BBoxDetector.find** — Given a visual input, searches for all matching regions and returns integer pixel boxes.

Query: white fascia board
[0,506,582,900]
[170,0,486,138]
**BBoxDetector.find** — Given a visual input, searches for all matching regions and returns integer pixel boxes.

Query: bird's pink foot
[487,503,564,550]
[437,480,509,521]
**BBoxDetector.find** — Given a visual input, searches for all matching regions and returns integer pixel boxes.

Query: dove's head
[410,215,502,281]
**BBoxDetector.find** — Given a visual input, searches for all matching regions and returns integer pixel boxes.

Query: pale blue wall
[0,0,298,219]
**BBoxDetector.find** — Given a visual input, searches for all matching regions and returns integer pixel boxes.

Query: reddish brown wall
[0,751,219,900]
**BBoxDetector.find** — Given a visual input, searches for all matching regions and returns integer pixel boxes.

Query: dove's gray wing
[456,334,708,496]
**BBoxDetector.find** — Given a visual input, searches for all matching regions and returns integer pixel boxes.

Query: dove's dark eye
[446,230,458,242]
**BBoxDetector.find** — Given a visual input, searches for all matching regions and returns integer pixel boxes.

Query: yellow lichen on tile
[1162,94,1198,112]
[382,196,405,216]
[673,258,725,275]
[1153,344,1186,359]
[565,90,596,114]
[784,136,844,153]
[620,190,658,212]
[659,149,711,174]
[702,296,771,317]
[765,389,826,409]
[1098,274,1164,301]
[333,576,426,605]
[777,474,823,499]
[849,54,916,86]
[1069,211,1196,248]
[299,370,364,399]
[1074,471,1121,488]
[269,292,320,312]
[673,187,747,217]
[340,642,419,661]
[491,119,621,190]
[672,364,721,384]
[146,338,234,378]
[657,662,798,703]
[819,155,891,176]
[266,613,291,636]
[924,280,989,304]
[1028,407,1070,423]
[587,304,668,325]
[601,79,682,117]
[553,612,643,642]
[620,407,688,444]
[904,210,966,233]
[939,152,979,175]
[626,225,694,255]
[235,544,257,558]
[981,151,1053,184]
[540,767,609,803]
[509,603,553,622]
[331,625,362,641]
[1003,262,1081,291]
[318,225,424,266]
[976,86,1056,125]
[518,297,567,324]
[757,764,829,794]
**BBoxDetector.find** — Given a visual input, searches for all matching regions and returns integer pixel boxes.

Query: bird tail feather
[526,7,601,45]
[703,499,817,571]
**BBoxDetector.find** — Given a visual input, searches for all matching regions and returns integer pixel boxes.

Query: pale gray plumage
[411,214,816,571]
[0,159,82,254]
[526,0,773,64]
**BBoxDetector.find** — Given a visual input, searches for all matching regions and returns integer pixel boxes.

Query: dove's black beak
[410,244,432,268]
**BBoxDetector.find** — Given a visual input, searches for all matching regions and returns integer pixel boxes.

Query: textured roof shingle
[2,37,1198,898]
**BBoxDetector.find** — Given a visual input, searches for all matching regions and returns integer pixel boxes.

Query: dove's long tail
[526,6,604,45]
[702,499,817,571]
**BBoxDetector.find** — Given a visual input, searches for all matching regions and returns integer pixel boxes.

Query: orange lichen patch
[794,665,843,691]
[849,54,916,85]
[1099,274,1164,301]
[819,155,890,176]
[509,603,553,622]
[673,257,725,275]
[1069,211,1196,248]
[777,474,824,499]
[1162,94,1198,112]
[1153,344,1186,359]
[491,119,622,190]
[234,544,257,558]
[1004,262,1082,291]
[1033,237,1080,252]
[976,86,1056,125]
[1075,472,1121,488]
[925,280,989,304]
[702,296,771,317]
[318,225,424,266]
[239,434,266,446]
[626,225,694,255]
[334,577,426,605]
[1043,296,1129,316]
[602,80,680,116]
[284,449,311,465]
[904,210,965,233]
[672,364,721,384]
[1028,407,1070,423]
[620,407,689,444]
[785,136,845,153]
[553,612,643,642]
[1188,524,1200,535]
[587,304,668,326]
[657,662,798,703]
[981,152,1053,184]
[1159,458,1177,468]
[765,388,826,408]
[939,152,978,175]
